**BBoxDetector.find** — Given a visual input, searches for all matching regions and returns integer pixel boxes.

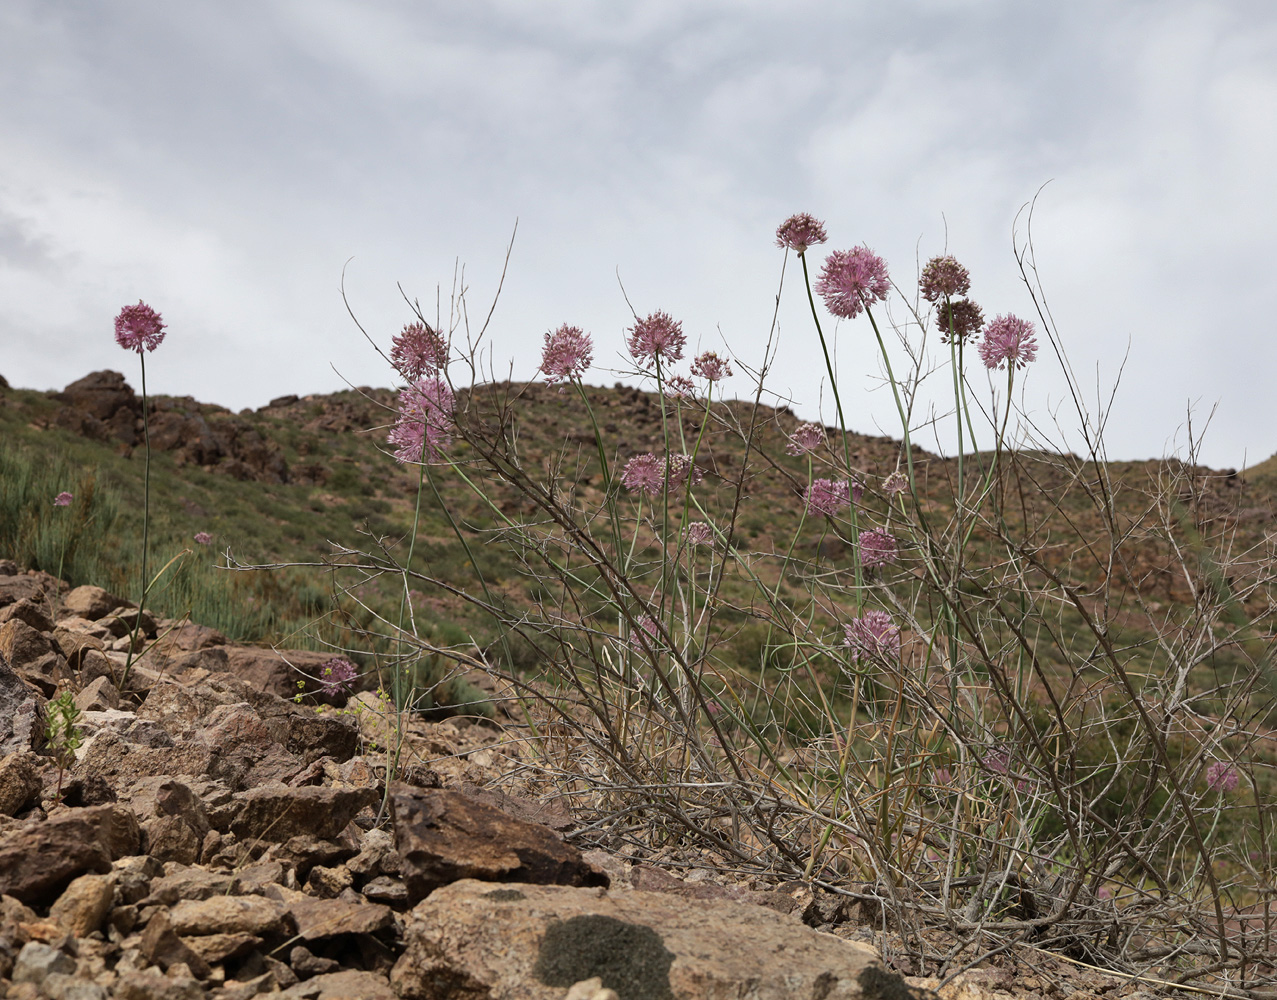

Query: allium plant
[815,246,891,320]
[54,492,73,507]
[858,526,898,567]
[804,478,851,517]
[843,610,901,663]
[390,322,447,379]
[540,325,593,384]
[979,314,1038,371]
[620,453,664,496]
[627,311,686,368]
[193,531,213,546]
[919,255,971,303]
[775,213,828,254]
[318,656,359,696]
[388,378,454,464]
[690,351,732,382]
[786,422,825,456]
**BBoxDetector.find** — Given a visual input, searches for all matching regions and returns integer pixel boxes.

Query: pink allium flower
[388,377,454,464]
[983,748,1011,775]
[933,767,954,786]
[621,453,664,496]
[919,255,972,303]
[882,471,908,496]
[665,453,703,492]
[815,247,891,320]
[114,301,166,353]
[859,527,899,567]
[786,422,825,456]
[53,492,73,506]
[844,610,901,662]
[318,656,358,696]
[539,324,593,384]
[978,314,1038,371]
[627,311,686,367]
[664,375,697,398]
[1206,761,1239,793]
[805,478,851,517]
[935,299,985,345]
[193,531,213,545]
[629,614,660,652]
[686,521,714,547]
[390,322,447,380]
[690,351,732,382]
[775,213,828,254]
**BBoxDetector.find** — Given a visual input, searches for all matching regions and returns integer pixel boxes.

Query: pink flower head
[627,311,686,367]
[805,478,851,517]
[933,767,954,786]
[686,521,714,547]
[786,422,825,456]
[665,453,703,491]
[629,614,660,653]
[815,247,891,320]
[775,213,828,254]
[114,301,166,353]
[978,314,1038,371]
[390,322,447,380]
[387,377,454,464]
[882,471,908,496]
[318,656,358,696]
[1206,761,1239,793]
[691,351,732,382]
[621,453,664,496]
[664,375,697,399]
[935,299,985,345]
[193,531,213,545]
[844,610,901,662]
[859,527,899,568]
[983,748,1011,775]
[919,255,972,303]
[539,324,593,383]
[53,492,73,507]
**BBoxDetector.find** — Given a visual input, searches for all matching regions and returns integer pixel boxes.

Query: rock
[144,815,203,865]
[79,710,174,748]
[0,571,62,611]
[181,931,260,964]
[77,731,215,790]
[305,864,353,898]
[48,872,115,936]
[40,971,110,1000]
[280,712,359,765]
[113,970,207,1000]
[289,943,340,977]
[361,876,408,907]
[392,880,901,1000]
[54,370,139,425]
[51,624,107,670]
[0,652,44,756]
[565,979,619,1000]
[222,648,359,704]
[75,675,120,713]
[60,585,130,622]
[285,894,393,941]
[11,940,75,984]
[100,606,157,640]
[279,969,397,999]
[0,803,139,902]
[390,785,608,903]
[168,895,288,937]
[0,618,71,695]
[0,598,54,633]
[230,784,377,843]
[139,909,213,979]
[0,753,43,816]
[142,866,238,906]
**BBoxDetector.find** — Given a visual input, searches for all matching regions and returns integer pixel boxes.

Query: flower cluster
[815,247,890,320]
[387,377,455,464]
[53,492,73,507]
[859,527,899,567]
[629,614,660,653]
[539,324,593,384]
[844,610,901,662]
[775,213,828,254]
[621,453,702,495]
[935,299,985,345]
[114,301,166,354]
[882,471,909,496]
[978,314,1038,371]
[690,351,732,382]
[1205,761,1239,793]
[665,453,703,491]
[805,478,852,517]
[919,255,971,302]
[390,322,447,380]
[193,531,213,545]
[685,521,714,547]
[627,311,685,367]
[318,656,359,696]
[786,422,825,456]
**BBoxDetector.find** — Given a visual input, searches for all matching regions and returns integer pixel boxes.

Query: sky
[1,0,1274,469]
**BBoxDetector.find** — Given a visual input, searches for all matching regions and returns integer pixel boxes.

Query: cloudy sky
[2,1,1273,469]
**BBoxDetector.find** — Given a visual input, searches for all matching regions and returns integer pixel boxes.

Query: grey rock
[11,940,75,984]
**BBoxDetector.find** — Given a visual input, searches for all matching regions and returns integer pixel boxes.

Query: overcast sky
[2,1,1273,469]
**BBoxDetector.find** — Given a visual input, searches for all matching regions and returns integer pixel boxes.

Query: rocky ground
[0,561,1192,999]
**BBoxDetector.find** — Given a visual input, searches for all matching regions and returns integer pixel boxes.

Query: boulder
[391,880,904,1000]
[229,784,378,842]
[60,585,130,621]
[0,803,140,902]
[0,753,43,816]
[0,651,44,756]
[390,785,607,904]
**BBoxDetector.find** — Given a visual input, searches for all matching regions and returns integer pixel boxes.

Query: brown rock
[74,676,119,713]
[50,625,106,670]
[0,652,44,756]
[168,895,287,937]
[390,785,608,903]
[0,753,42,816]
[392,880,900,1000]
[305,864,353,898]
[0,804,139,903]
[278,969,397,999]
[78,731,213,788]
[0,572,62,611]
[0,599,54,633]
[361,876,408,907]
[141,866,237,906]
[222,647,357,703]
[180,931,260,964]
[143,815,203,865]
[230,784,377,843]
[287,894,393,940]
[0,619,71,695]
[48,872,114,936]
[139,909,212,979]
[114,970,206,1000]
[55,370,138,424]
[60,586,129,622]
